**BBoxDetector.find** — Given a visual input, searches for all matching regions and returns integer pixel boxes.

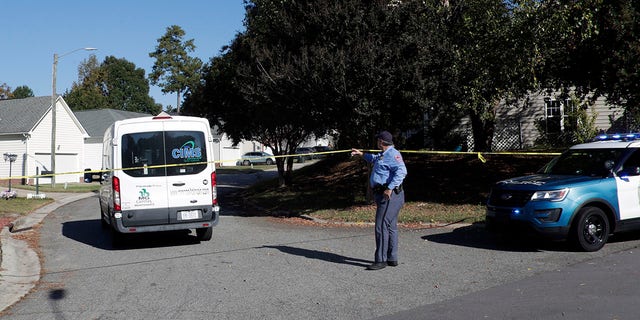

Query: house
[1,96,329,188]
[0,96,88,185]
[214,131,332,166]
[75,109,264,169]
[0,98,252,186]
[212,128,242,167]
[74,108,151,172]
[459,92,624,151]
[212,127,272,167]
[76,110,252,168]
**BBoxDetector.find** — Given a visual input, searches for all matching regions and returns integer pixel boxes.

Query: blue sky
[2,0,246,110]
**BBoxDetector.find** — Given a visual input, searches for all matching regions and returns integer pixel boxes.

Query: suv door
[616,149,640,220]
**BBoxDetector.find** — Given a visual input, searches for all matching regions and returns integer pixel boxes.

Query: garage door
[34,153,81,183]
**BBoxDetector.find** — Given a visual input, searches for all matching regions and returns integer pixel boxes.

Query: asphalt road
[2,171,640,319]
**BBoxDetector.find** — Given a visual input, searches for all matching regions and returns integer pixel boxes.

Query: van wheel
[571,206,609,252]
[242,160,251,166]
[196,227,213,241]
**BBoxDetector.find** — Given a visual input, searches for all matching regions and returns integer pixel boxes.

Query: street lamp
[3,153,18,192]
[51,47,97,187]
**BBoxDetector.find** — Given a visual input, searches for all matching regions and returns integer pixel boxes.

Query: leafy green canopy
[188,0,640,167]
[64,55,160,114]
[184,0,458,185]
[12,86,34,99]
[531,1,640,129]
[149,25,203,113]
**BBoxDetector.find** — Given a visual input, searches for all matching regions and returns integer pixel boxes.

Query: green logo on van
[139,188,150,200]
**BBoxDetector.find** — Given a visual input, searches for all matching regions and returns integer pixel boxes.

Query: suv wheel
[572,206,609,252]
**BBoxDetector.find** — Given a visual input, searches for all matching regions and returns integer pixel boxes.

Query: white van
[99,114,220,243]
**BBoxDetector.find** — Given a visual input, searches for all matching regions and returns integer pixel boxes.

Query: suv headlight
[530,188,569,201]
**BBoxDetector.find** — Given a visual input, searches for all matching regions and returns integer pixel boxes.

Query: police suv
[486,133,640,251]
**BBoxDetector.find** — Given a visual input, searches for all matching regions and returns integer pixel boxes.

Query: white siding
[455,91,623,151]
[592,98,623,130]
[0,97,90,185]
[83,142,103,170]
[509,94,623,148]
[27,100,86,183]
[220,147,242,167]
[0,136,25,183]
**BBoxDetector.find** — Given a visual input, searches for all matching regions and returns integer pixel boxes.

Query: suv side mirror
[619,166,640,177]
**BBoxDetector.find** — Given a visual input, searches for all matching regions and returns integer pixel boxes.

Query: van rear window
[121,131,207,177]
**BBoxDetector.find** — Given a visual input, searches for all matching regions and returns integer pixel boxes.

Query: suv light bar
[593,133,640,141]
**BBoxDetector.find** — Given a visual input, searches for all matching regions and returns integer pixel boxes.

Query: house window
[543,98,576,134]
[546,99,562,117]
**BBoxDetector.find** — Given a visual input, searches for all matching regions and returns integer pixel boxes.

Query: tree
[0,83,11,99]
[149,25,203,114]
[531,1,640,130]
[185,0,459,186]
[442,0,539,151]
[12,85,34,99]
[64,55,161,113]
[64,55,109,110]
[102,56,159,113]
[373,1,460,150]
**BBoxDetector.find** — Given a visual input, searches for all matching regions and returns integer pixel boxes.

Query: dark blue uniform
[363,146,407,264]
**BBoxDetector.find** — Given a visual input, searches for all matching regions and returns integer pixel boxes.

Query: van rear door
[162,120,214,224]
[118,121,171,227]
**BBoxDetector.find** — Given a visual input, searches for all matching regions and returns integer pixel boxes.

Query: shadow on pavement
[262,245,371,267]
[425,223,640,252]
[608,230,640,244]
[422,224,574,252]
[61,219,201,250]
[215,172,275,217]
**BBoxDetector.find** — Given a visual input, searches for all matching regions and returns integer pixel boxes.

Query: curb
[298,214,475,230]
[0,192,95,313]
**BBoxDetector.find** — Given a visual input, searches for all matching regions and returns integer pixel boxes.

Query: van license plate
[179,210,201,220]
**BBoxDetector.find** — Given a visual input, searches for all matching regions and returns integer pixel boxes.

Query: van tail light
[211,171,218,205]
[113,176,121,211]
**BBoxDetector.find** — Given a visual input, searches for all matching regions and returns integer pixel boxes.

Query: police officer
[351,131,407,270]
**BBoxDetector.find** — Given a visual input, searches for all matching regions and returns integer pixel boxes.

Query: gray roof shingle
[0,96,52,134]
[74,108,151,138]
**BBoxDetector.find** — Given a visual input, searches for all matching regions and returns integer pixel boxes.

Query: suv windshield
[539,148,624,177]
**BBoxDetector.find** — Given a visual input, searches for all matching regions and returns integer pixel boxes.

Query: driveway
[2,170,640,319]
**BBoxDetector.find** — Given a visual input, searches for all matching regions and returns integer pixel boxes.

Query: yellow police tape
[0,149,561,181]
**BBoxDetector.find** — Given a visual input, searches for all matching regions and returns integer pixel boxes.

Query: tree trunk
[276,158,286,188]
[469,109,495,152]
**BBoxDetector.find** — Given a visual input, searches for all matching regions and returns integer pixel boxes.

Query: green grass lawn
[0,197,54,215]
[16,182,102,193]
[0,183,98,217]
[236,153,553,225]
[0,154,552,226]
